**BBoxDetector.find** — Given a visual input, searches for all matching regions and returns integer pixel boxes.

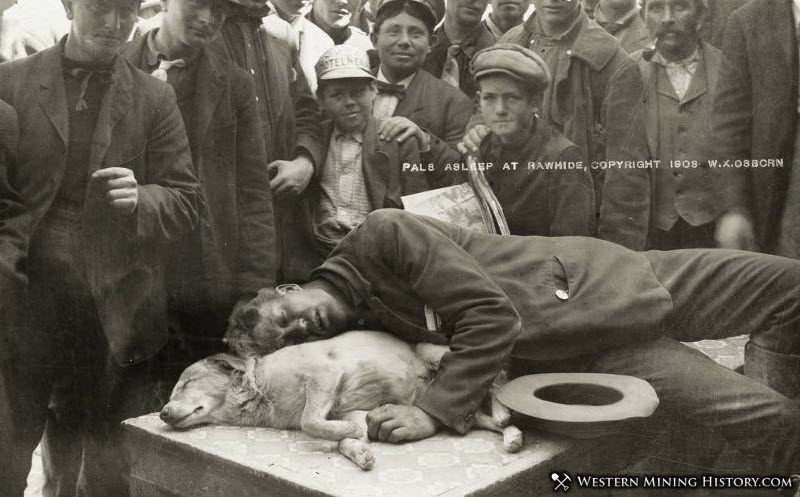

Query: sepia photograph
[0,0,798,494]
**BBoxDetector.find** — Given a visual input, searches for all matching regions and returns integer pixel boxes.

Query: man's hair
[641,0,707,17]
[316,77,375,100]
[373,0,436,38]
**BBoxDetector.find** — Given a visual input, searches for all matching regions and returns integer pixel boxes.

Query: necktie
[376,80,406,98]
[67,68,113,112]
[441,44,461,89]
[151,58,186,82]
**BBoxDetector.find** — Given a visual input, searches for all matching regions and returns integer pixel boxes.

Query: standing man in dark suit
[0,0,202,492]
[231,209,800,476]
[422,0,495,98]
[370,0,472,152]
[124,0,275,357]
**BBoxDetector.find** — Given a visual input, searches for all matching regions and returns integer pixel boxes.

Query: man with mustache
[635,0,718,250]
[370,0,472,151]
[594,0,651,53]
[0,0,202,493]
[483,0,531,40]
[308,0,372,48]
[462,0,651,250]
[422,0,495,98]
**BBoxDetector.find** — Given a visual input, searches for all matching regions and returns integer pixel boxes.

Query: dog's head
[160,353,255,429]
[224,288,305,358]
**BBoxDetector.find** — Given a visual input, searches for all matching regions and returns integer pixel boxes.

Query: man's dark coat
[123,33,277,305]
[0,46,202,365]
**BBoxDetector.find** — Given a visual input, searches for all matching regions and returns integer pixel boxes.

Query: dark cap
[375,0,443,29]
[471,43,551,91]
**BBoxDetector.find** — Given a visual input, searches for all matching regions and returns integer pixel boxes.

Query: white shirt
[372,68,415,119]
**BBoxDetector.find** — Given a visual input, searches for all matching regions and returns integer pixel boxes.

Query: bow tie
[376,80,406,98]
[66,67,113,112]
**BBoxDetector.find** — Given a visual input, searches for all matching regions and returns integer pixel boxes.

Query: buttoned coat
[499,12,651,250]
[123,33,277,306]
[0,46,202,366]
[634,41,722,231]
[392,68,474,150]
[312,209,674,432]
[702,0,798,254]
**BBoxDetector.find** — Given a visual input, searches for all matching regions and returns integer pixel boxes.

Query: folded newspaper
[401,156,510,330]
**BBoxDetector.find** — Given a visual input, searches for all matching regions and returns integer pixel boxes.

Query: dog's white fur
[161,331,522,469]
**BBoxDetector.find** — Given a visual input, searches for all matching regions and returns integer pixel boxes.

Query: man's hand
[91,167,138,214]
[378,116,430,151]
[268,154,314,197]
[457,124,490,155]
[366,404,441,443]
[716,210,758,251]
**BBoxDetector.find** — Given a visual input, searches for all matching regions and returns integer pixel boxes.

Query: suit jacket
[280,118,455,282]
[312,209,674,432]
[423,23,496,99]
[123,33,276,307]
[702,0,797,253]
[500,12,651,250]
[0,46,202,366]
[635,41,722,231]
[392,68,474,150]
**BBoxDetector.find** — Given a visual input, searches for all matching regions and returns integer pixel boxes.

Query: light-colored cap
[315,45,375,81]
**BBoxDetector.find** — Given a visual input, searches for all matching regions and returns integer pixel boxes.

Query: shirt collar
[484,14,504,38]
[145,28,201,68]
[593,4,639,27]
[332,125,365,144]
[376,67,416,88]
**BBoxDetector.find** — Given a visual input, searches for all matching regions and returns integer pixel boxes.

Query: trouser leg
[585,337,800,474]
[645,249,800,398]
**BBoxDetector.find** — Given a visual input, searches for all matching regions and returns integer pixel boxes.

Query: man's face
[320,79,376,134]
[478,74,537,144]
[374,11,431,78]
[446,0,489,28]
[313,0,352,29]
[531,0,581,27]
[262,288,353,343]
[272,0,312,18]
[62,0,139,62]
[162,0,229,49]
[490,0,530,31]
[599,0,635,12]
[644,0,700,57]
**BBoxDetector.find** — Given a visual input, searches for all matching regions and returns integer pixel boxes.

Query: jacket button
[556,289,569,300]
[357,319,365,326]
[566,50,572,56]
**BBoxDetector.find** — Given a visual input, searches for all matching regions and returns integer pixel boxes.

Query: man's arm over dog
[328,210,522,436]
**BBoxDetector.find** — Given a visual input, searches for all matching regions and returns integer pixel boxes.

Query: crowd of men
[0,0,798,494]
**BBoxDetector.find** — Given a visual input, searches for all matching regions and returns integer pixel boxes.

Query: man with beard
[635,0,718,250]
[594,0,651,53]
[370,0,472,152]
[462,0,650,250]
[0,0,202,493]
[422,0,495,98]
[483,0,531,40]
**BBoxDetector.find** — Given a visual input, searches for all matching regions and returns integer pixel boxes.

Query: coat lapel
[361,119,391,209]
[88,58,133,172]
[393,69,425,118]
[638,57,659,158]
[37,48,69,146]
[190,50,226,151]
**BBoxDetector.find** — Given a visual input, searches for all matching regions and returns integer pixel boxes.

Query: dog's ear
[206,353,246,373]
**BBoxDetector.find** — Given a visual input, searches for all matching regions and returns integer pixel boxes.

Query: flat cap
[471,44,552,91]
[375,0,443,28]
[315,45,375,81]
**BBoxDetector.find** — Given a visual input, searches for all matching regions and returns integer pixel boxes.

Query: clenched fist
[91,167,138,215]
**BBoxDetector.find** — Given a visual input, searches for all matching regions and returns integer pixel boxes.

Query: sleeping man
[226,208,800,476]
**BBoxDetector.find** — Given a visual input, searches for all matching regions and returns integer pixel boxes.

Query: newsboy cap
[471,44,552,91]
[375,0,442,28]
[315,45,375,81]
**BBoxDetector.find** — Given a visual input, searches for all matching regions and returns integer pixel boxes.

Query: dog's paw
[339,438,375,470]
[491,402,512,428]
[502,425,523,453]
